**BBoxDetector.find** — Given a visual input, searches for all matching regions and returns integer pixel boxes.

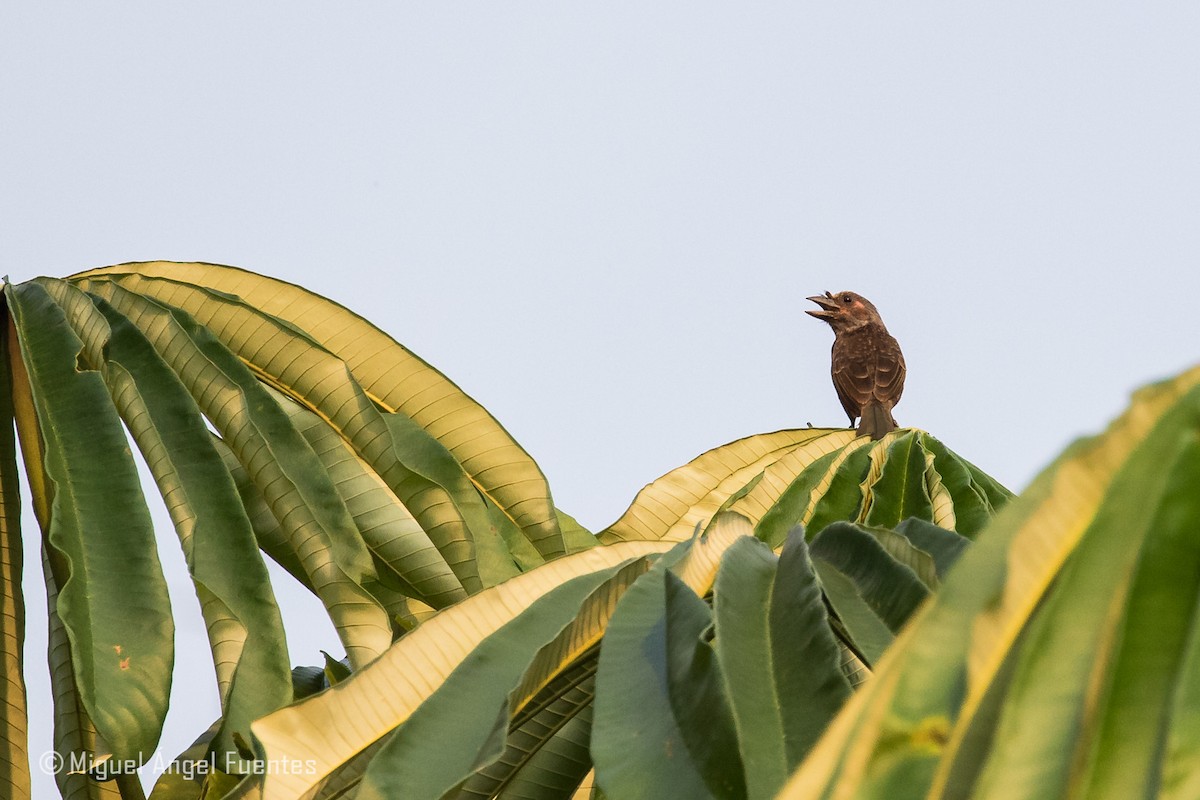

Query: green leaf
[810,522,930,632]
[147,719,219,800]
[590,514,755,800]
[811,561,893,667]
[5,281,172,761]
[356,558,651,800]
[712,533,852,800]
[664,570,746,800]
[801,439,876,536]
[971,425,1200,800]
[252,541,673,800]
[753,450,841,548]
[0,297,30,799]
[555,509,599,555]
[321,652,352,687]
[769,532,855,760]
[862,432,933,530]
[919,434,996,537]
[39,279,293,762]
[487,694,594,799]
[591,543,712,800]
[893,517,970,580]
[261,383,468,608]
[79,280,393,666]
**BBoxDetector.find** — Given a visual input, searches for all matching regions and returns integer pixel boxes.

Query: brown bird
[806,291,906,440]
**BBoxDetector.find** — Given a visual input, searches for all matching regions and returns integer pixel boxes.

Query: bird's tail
[856,401,897,441]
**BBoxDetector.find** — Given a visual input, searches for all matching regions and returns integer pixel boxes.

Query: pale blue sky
[4,3,1199,794]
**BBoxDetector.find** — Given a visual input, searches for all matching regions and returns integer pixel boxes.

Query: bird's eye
[842,295,852,304]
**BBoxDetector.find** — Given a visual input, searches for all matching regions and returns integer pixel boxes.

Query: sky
[4,3,1200,794]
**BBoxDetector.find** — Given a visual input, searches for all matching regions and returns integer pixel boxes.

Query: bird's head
[805,291,884,332]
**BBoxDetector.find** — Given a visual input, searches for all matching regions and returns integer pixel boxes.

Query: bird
[805,291,906,440]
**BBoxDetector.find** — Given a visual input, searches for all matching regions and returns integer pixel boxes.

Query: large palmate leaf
[0,262,604,799]
[601,428,1009,547]
[782,364,1200,800]
[69,261,566,562]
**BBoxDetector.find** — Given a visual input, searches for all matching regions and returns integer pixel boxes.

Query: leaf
[76,280,393,666]
[860,432,933,530]
[812,561,894,667]
[971,426,1200,800]
[147,719,219,800]
[39,278,293,762]
[893,517,970,580]
[600,430,855,543]
[321,652,353,687]
[555,509,599,555]
[11,324,117,800]
[70,262,566,561]
[262,383,468,608]
[355,557,653,800]
[664,571,746,800]
[810,522,930,632]
[0,297,30,799]
[712,533,852,800]
[487,693,595,800]
[752,450,842,549]
[591,514,754,800]
[251,541,674,800]
[591,544,714,800]
[5,281,173,761]
[801,438,876,536]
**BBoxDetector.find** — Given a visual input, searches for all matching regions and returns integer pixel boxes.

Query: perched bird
[806,291,906,440]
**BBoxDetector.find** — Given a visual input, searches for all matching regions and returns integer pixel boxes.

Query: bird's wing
[871,338,906,406]
[832,359,865,422]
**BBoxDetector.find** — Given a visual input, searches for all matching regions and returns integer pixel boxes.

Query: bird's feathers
[808,290,906,441]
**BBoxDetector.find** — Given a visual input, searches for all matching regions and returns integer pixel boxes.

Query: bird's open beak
[805,293,839,321]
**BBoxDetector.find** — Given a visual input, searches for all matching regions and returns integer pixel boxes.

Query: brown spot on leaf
[119,658,130,671]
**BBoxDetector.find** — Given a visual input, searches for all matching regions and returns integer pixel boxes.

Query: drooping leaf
[146,719,220,800]
[261,383,468,608]
[70,262,566,561]
[38,278,292,762]
[74,281,393,666]
[0,298,30,800]
[591,545,714,800]
[971,428,1200,800]
[860,432,933,529]
[483,691,595,800]
[811,561,894,667]
[5,281,173,761]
